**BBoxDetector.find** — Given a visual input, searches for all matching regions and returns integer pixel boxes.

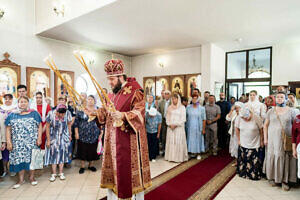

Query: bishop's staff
[73,51,124,128]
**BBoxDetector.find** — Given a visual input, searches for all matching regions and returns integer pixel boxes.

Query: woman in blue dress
[5,96,42,189]
[186,94,206,160]
[74,95,100,174]
[44,104,72,182]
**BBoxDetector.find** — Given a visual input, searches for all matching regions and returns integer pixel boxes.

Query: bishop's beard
[112,79,122,94]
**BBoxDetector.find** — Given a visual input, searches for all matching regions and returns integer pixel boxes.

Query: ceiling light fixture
[158,62,164,68]
[0,8,4,19]
[158,57,167,70]
[89,59,95,65]
[53,3,64,17]
[235,38,242,42]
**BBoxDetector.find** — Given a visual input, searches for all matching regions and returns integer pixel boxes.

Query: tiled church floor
[215,175,300,200]
[0,157,299,200]
[0,157,178,200]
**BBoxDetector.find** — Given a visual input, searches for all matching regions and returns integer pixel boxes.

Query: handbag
[275,109,292,152]
[30,148,45,170]
[97,139,104,155]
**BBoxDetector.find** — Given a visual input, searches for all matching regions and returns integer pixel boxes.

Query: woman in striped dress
[44,104,72,182]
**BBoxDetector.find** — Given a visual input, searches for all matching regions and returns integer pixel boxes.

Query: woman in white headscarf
[145,95,156,113]
[287,93,299,109]
[226,102,243,162]
[165,93,188,162]
[235,106,264,180]
[245,90,266,120]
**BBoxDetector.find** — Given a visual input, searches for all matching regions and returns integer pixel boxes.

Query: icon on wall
[144,78,155,96]
[296,88,300,99]
[0,67,17,96]
[171,77,184,96]
[156,77,169,97]
[26,67,51,98]
[30,71,49,97]
[187,75,201,98]
[0,52,21,97]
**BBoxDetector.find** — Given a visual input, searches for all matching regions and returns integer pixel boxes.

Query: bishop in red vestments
[97,59,151,200]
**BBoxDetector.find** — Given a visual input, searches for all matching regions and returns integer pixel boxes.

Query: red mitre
[104,59,125,77]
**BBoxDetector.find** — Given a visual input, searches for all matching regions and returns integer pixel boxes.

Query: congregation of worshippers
[0,83,299,191]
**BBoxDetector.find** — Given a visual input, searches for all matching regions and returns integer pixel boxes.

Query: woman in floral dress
[5,96,42,189]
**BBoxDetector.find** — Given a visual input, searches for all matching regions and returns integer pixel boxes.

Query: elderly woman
[1,94,17,177]
[264,92,299,191]
[5,96,42,188]
[165,93,188,162]
[74,95,100,174]
[44,104,72,182]
[287,93,299,108]
[145,95,156,113]
[186,94,206,160]
[235,106,264,180]
[226,102,243,162]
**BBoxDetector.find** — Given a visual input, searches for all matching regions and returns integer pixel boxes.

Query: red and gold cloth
[37,104,51,149]
[97,77,151,199]
[104,59,125,77]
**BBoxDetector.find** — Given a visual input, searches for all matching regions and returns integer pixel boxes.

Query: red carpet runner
[145,149,234,200]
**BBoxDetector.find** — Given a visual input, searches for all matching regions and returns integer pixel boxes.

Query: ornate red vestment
[97,77,151,199]
[37,104,51,149]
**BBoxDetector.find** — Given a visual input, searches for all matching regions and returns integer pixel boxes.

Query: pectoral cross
[123,86,132,95]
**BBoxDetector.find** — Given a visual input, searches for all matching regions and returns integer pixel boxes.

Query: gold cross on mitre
[123,86,132,95]
[4,52,10,60]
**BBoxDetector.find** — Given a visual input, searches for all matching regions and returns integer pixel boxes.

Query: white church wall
[0,0,131,99]
[200,43,225,98]
[272,41,300,85]
[131,47,201,86]
[35,0,117,34]
[131,45,226,97]
[210,44,226,98]
[200,44,212,92]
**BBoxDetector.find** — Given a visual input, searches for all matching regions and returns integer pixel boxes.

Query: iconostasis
[143,73,201,99]
[0,52,74,101]
[0,52,21,98]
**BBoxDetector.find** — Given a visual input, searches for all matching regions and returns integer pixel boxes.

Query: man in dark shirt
[230,97,236,106]
[216,92,231,149]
